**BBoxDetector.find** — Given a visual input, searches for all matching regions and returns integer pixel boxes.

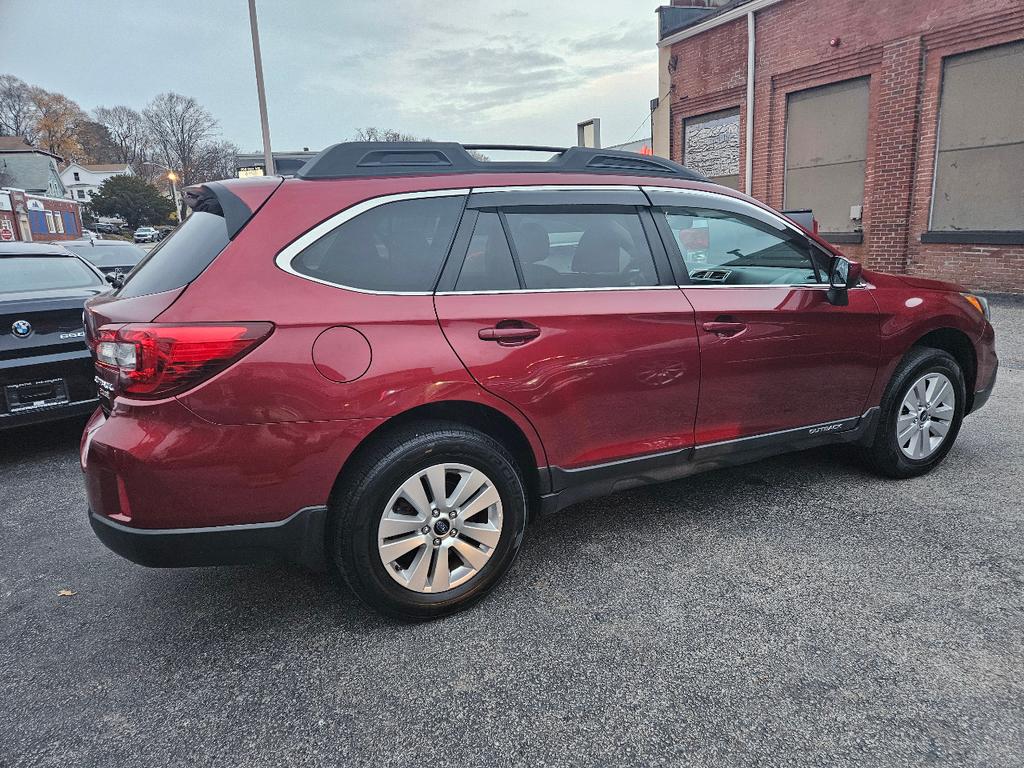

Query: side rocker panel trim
[539,408,880,514]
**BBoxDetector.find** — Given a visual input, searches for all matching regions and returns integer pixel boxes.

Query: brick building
[652,0,1024,293]
[0,189,83,243]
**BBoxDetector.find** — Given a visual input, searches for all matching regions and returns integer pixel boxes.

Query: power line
[619,111,652,146]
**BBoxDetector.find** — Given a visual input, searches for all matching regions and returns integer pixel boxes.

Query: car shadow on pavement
[108,445,871,636]
[0,416,90,465]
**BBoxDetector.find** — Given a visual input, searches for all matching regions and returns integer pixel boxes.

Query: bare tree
[355,127,424,143]
[193,139,240,183]
[30,88,87,159]
[77,120,121,164]
[354,127,487,160]
[143,92,217,186]
[0,75,39,140]
[93,105,153,172]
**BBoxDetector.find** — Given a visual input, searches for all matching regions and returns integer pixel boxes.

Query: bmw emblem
[11,319,32,338]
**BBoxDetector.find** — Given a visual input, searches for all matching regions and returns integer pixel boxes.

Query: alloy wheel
[377,463,503,593]
[896,372,955,460]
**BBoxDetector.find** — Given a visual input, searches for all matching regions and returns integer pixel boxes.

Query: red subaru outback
[82,143,997,618]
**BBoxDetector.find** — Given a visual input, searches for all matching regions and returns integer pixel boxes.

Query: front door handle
[478,322,541,345]
[702,321,747,337]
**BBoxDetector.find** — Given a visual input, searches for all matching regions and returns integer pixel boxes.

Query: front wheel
[331,422,528,620]
[864,347,965,478]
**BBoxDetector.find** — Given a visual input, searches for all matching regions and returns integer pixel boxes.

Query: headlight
[961,293,991,321]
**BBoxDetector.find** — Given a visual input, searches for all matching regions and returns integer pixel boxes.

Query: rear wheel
[864,347,965,478]
[331,421,527,619]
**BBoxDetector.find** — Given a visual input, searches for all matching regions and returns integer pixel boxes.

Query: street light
[143,161,184,223]
[248,0,275,175]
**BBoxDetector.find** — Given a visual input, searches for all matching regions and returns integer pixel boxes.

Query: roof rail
[295,142,706,181]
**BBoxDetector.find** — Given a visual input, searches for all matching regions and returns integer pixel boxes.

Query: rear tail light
[93,323,273,399]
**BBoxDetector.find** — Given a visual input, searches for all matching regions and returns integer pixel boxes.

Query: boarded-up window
[683,108,740,189]
[931,41,1024,232]
[784,78,869,233]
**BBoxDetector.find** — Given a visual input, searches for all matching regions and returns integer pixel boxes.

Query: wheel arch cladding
[911,328,977,410]
[328,400,547,511]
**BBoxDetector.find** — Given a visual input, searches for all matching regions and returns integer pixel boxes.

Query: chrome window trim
[642,185,796,232]
[275,184,651,295]
[273,188,470,295]
[436,285,679,296]
[470,184,643,194]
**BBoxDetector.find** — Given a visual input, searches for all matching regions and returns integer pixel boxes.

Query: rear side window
[503,210,658,289]
[455,212,520,292]
[116,212,229,299]
[291,196,465,292]
[0,256,103,294]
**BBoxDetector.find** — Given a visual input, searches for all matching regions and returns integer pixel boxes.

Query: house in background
[60,162,134,203]
[0,136,68,198]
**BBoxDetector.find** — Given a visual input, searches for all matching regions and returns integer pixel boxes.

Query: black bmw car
[54,238,147,284]
[1,242,107,429]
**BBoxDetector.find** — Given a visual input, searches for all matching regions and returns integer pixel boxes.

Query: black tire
[330,421,528,620]
[863,346,966,479]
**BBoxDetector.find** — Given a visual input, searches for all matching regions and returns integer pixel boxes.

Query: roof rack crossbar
[462,144,568,153]
[295,142,706,182]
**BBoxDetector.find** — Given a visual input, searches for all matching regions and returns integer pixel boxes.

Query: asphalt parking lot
[1,298,1022,768]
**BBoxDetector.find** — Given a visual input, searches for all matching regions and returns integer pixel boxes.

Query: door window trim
[439,191,673,295]
[275,185,658,296]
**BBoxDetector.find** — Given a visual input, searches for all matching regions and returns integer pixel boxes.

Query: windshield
[0,256,103,294]
[63,243,146,268]
[117,211,229,298]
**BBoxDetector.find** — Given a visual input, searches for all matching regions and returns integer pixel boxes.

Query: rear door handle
[702,321,747,337]
[478,323,541,345]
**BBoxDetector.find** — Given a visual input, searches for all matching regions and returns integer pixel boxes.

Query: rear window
[290,195,465,292]
[116,212,229,298]
[63,243,146,268]
[0,256,103,294]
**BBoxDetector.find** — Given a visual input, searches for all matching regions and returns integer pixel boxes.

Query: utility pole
[248,0,275,175]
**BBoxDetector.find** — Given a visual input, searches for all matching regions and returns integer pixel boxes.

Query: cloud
[567,21,652,53]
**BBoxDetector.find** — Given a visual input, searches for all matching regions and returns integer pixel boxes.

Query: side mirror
[827,257,862,306]
[105,272,125,289]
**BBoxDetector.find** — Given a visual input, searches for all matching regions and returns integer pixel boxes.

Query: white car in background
[133,226,159,243]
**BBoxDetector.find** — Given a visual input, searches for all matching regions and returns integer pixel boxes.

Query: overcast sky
[0,0,660,153]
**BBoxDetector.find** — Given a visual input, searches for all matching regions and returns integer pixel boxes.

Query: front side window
[665,208,818,286]
[502,210,658,289]
[931,41,1024,232]
[291,195,465,292]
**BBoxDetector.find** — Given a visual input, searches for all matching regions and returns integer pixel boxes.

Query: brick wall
[666,0,1024,293]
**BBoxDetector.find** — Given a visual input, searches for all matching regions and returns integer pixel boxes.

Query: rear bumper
[1,398,97,429]
[81,401,383,567]
[88,504,328,569]
[1,348,97,430]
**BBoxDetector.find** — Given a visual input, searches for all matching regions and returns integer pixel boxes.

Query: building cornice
[658,0,784,48]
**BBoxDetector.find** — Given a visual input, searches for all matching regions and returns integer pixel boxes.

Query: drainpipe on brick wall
[745,10,755,195]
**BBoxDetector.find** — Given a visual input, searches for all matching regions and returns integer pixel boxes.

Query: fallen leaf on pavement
[57,590,77,597]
